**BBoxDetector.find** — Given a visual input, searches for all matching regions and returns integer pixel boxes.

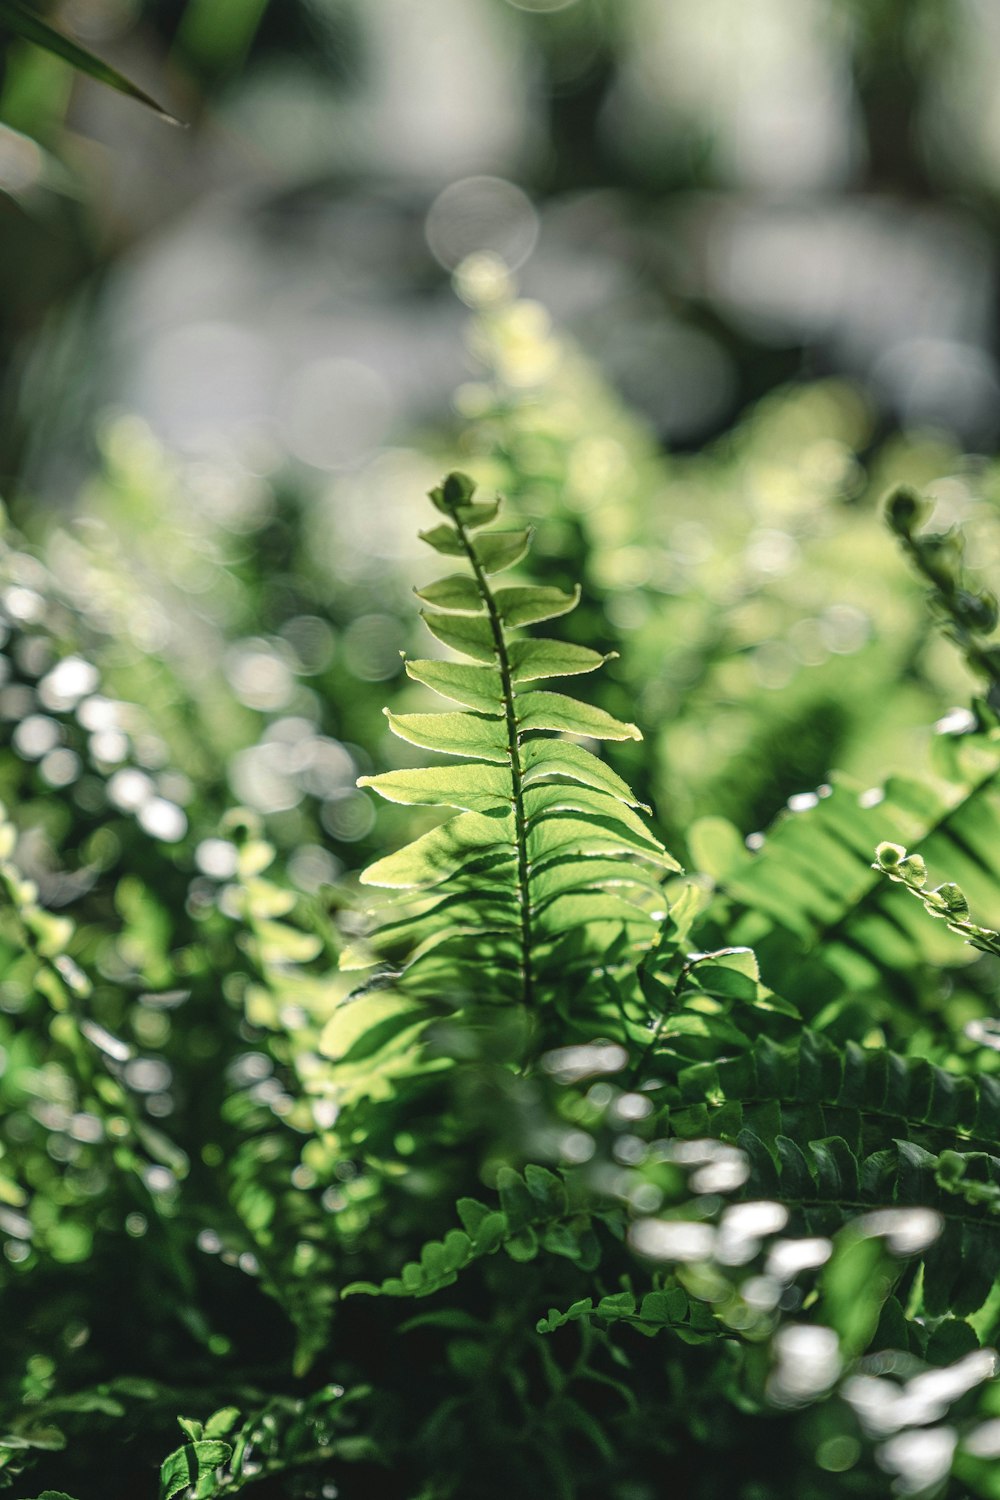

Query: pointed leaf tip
[0,0,182,122]
[472,529,532,576]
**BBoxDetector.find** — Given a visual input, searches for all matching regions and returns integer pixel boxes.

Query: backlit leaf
[359,763,512,813]
[494,583,581,627]
[508,638,609,682]
[159,1442,231,1500]
[361,810,514,889]
[405,660,503,713]
[525,783,668,849]
[517,690,642,741]
[420,611,496,662]
[415,575,484,612]
[521,738,647,808]
[472,529,531,575]
[385,709,508,761]
[418,523,464,555]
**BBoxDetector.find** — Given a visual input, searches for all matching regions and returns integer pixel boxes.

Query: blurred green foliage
[8,279,1000,1500]
[8,3,1000,1496]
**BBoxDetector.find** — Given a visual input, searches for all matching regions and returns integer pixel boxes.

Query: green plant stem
[450,508,535,1010]
[894,526,1000,697]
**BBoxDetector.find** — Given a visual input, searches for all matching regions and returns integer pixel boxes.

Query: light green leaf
[472,529,532,575]
[252,921,322,964]
[820,1231,893,1360]
[0,0,179,120]
[395,942,523,1000]
[405,660,503,714]
[420,611,496,662]
[341,1212,501,1299]
[0,1429,66,1452]
[521,738,647,809]
[418,523,464,555]
[320,990,429,1061]
[159,1442,231,1500]
[359,763,512,813]
[348,894,519,964]
[537,1299,595,1334]
[687,816,749,881]
[508,638,609,682]
[40,1392,123,1417]
[385,709,508,761]
[528,856,665,905]
[707,947,760,980]
[524,783,667,849]
[529,815,679,870]
[401,927,522,978]
[495,583,580,627]
[237,838,276,878]
[458,500,502,529]
[360,810,514,889]
[516,691,641,741]
[536,891,655,934]
[414,575,483,612]
[203,1408,240,1440]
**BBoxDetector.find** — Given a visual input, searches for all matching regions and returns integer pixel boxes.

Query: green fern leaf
[345,471,678,1045]
[494,582,581,626]
[419,611,497,660]
[383,709,508,761]
[403,659,503,713]
[507,639,611,681]
[692,732,1000,1012]
[414,575,485,611]
[342,1166,599,1300]
[515,690,641,741]
[358,764,510,813]
[361,812,515,890]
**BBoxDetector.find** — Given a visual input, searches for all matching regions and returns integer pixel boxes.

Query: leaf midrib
[451,507,535,1010]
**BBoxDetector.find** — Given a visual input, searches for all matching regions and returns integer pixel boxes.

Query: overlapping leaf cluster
[14,442,1000,1500]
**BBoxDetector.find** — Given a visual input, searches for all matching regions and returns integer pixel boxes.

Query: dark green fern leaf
[341,1163,602,1300]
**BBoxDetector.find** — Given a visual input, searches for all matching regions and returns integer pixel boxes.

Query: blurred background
[5,0,1000,469]
[4,0,1000,885]
[8,12,1000,1489]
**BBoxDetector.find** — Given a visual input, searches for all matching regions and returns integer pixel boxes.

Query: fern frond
[662,1029,1000,1157]
[691,730,1000,1016]
[874,841,1000,958]
[347,473,679,1024]
[535,1287,718,1343]
[341,1164,602,1300]
[739,1130,1000,1319]
[886,485,1000,706]
[637,1023,1000,1321]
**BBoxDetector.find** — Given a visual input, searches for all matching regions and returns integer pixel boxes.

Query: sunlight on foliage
[8,310,1000,1498]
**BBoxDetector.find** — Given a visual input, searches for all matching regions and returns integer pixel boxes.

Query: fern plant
[317,475,1000,1498]
[341,471,677,1062]
[16,458,1000,1499]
